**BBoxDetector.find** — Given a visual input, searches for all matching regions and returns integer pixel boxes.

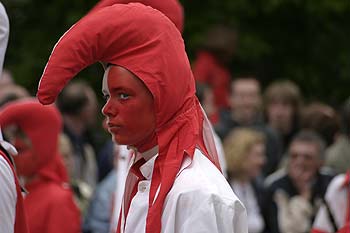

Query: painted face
[102,66,156,149]
[7,129,38,177]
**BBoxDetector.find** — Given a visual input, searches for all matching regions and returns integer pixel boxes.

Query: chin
[112,135,131,146]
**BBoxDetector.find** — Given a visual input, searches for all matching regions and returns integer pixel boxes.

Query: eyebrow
[109,87,134,93]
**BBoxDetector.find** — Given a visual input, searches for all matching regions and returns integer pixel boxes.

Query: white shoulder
[0,156,17,233]
[325,174,347,200]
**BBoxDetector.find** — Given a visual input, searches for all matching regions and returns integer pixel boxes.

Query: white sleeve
[213,132,228,178]
[0,1,9,74]
[0,156,17,233]
[312,205,333,233]
[179,194,248,233]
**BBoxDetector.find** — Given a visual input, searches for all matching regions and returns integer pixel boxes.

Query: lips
[107,122,122,133]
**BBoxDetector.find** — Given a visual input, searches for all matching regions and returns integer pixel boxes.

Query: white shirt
[0,155,16,233]
[231,181,265,233]
[123,148,248,233]
[213,132,228,178]
[312,174,348,232]
[0,1,9,75]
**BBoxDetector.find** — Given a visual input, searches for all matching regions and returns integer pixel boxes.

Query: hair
[57,81,94,115]
[0,85,29,107]
[231,76,260,94]
[264,80,302,113]
[288,130,326,160]
[223,127,265,178]
[300,102,341,146]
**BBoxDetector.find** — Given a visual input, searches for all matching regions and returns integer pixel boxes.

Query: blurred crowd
[1,1,350,233]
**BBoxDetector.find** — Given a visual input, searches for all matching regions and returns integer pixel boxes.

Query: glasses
[289,152,316,161]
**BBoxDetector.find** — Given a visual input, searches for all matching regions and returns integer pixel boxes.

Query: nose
[102,99,116,117]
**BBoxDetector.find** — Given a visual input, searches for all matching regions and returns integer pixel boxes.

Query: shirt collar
[137,146,158,180]
[135,146,194,180]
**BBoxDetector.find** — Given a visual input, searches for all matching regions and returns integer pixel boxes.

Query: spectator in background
[83,143,119,233]
[192,24,237,110]
[311,171,350,233]
[0,70,29,107]
[264,130,334,233]
[324,97,350,174]
[301,102,341,147]
[0,84,29,107]
[216,77,282,176]
[264,80,302,153]
[0,99,81,233]
[224,128,266,233]
[56,81,99,198]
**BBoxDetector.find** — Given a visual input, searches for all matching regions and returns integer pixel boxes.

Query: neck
[134,131,157,153]
[140,146,159,161]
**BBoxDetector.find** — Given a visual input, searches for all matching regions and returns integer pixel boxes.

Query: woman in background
[224,128,266,233]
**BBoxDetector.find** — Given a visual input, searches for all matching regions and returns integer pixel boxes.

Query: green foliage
[2,0,100,94]
[2,0,350,105]
[181,0,350,105]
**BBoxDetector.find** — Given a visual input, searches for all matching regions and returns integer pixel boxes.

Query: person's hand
[274,190,313,233]
[288,162,313,199]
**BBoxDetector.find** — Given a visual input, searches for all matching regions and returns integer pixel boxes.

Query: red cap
[0,99,68,183]
[90,0,184,33]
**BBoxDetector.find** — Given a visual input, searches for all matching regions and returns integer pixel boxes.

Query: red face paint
[102,66,156,152]
[12,136,38,177]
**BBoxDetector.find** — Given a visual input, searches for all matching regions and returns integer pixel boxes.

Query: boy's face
[102,66,156,147]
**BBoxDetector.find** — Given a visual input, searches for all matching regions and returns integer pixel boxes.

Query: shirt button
[139,185,147,192]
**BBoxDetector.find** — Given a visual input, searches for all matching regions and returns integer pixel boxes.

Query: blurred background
[2,0,350,106]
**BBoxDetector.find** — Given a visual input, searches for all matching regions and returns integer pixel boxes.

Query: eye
[119,93,130,100]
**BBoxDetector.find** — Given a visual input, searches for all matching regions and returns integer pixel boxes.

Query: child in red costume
[36,4,247,233]
[0,99,81,233]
